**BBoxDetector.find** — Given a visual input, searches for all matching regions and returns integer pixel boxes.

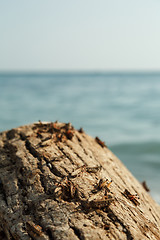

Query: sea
[0,72,160,204]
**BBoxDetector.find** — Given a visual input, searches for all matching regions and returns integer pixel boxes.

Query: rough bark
[0,122,160,240]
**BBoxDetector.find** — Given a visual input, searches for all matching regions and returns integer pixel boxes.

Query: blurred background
[0,1,160,203]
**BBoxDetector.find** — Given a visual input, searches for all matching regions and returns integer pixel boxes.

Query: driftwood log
[0,122,160,240]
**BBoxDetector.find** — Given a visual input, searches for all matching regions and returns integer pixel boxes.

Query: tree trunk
[0,122,160,240]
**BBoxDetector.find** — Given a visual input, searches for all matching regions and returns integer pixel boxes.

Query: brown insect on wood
[53,121,60,131]
[85,165,102,174]
[70,165,89,178]
[98,179,112,190]
[55,178,77,200]
[70,166,84,178]
[81,196,114,211]
[92,179,112,194]
[36,121,49,132]
[47,122,54,134]
[142,181,150,192]
[106,180,112,189]
[38,120,43,126]
[65,122,73,130]
[95,137,107,148]
[68,180,77,199]
[66,129,74,140]
[123,189,140,206]
[56,133,63,141]
[26,221,43,236]
[78,127,84,133]
[98,179,107,190]
[105,180,113,195]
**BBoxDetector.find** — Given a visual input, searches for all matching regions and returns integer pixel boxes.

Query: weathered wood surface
[0,122,160,240]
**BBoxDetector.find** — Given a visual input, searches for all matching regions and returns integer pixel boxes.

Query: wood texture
[0,122,160,240]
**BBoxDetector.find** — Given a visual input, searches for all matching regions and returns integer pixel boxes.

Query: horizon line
[1,69,160,75]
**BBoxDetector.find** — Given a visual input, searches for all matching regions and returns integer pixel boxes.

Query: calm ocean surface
[0,72,160,203]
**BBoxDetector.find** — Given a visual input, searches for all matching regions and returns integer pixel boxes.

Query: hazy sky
[0,0,160,71]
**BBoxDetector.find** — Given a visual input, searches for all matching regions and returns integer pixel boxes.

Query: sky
[0,0,160,72]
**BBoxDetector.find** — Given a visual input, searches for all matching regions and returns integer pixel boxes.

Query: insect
[38,120,43,126]
[98,179,112,190]
[86,165,102,173]
[37,120,48,132]
[68,179,77,198]
[81,196,114,211]
[55,178,77,200]
[65,122,73,130]
[66,129,74,140]
[26,221,43,236]
[142,181,150,192]
[92,179,112,194]
[106,180,112,189]
[78,127,84,133]
[70,165,86,178]
[95,137,107,148]
[70,164,99,178]
[53,121,60,131]
[123,189,140,206]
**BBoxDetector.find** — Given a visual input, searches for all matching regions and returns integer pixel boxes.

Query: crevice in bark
[19,132,27,141]
[76,135,82,143]
[24,139,47,193]
[77,138,94,160]
[70,226,84,240]
[66,142,85,164]
[42,154,68,178]
[49,164,66,178]
[21,139,61,194]
[78,139,91,157]
[57,145,79,166]
[25,138,66,179]
[25,139,41,161]
[150,209,159,224]
[0,177,8,206]
[68,220,84,240]
[3,142,18,165]
[0,230,7,240]
[6,129,17,140]
[46,229,53,240]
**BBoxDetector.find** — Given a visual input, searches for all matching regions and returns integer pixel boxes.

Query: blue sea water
[0,72,160,203]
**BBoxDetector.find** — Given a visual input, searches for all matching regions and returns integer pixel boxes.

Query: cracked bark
[0,122,160,240]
